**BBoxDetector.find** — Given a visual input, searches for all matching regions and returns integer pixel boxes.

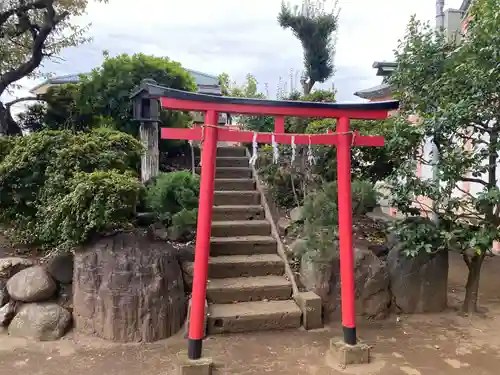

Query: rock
[0,301,16,326]
[45,253,74,284]
[289,238,307,257]
[299,247,391,319]
[354,248,391,319]
[0,280,8,307]
[57,283,73,314]
[181,262,194,292]
[290,206,304,222]
[7,266,57,302]
[8,303,71,341]
[167,226,184,242]
[151,224,169,241]
[73,231,187,342]
[278,218,291,236]
[0,257,35,279]
[388,242,448,314]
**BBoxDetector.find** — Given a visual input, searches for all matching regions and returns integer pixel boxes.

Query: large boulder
[7,266,57,302]
[387,242,448,313]
[300,247,391,320]
[8,303,71,341]
[0,301,16,326]
[0,257,35,279]
[45,253,74,284]
[0,280,8,306]
[73,231,187,343]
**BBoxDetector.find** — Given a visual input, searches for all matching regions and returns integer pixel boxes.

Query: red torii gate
[131,82,398,361]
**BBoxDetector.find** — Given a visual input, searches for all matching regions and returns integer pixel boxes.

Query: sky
[7,0,466,111]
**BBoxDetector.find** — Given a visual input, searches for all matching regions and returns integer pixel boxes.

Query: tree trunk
[0,102,22,136]
[462,253,485,313]
[139,121,159,183]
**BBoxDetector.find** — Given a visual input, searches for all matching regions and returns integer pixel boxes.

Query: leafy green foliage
[387,0,500,312]
[0,128,143,249]
[218,72,273,132]
[278,0,339,94]
[145,171,200,238]
[21,54,196,139]
[297,180,378,263]
[0,0,108,135]
[38,170,143,249]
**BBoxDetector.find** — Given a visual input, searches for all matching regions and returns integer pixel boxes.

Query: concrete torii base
[329,339,371,366]
[176,353,213,375]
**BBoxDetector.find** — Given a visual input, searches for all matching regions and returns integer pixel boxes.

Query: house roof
[353,83,393,100]
[29,69,220,94]
[372,61,397,77]
[460,0,472,13]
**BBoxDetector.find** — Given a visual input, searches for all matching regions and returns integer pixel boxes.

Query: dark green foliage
[278,1,339,94]
[37,171,143,249]
[298,180,378,263]
[145,171,200,238]
[386,0,500,312]
[0,129,143,249]
[20,54,196,145]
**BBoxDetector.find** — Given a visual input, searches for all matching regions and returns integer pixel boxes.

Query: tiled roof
[354,83,393,100]
[460,0,472,13]
[30,68,219,94]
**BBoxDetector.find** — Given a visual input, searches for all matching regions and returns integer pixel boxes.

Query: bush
[37,171,144,249]
[256,145,310,208]
[298,180,379,263]
[145,171,200,238]
[0,129,143,249]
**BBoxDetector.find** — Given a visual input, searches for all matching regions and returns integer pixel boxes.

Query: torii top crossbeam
[131,82,399,147]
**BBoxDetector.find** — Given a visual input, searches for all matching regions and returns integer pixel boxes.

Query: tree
[217,72,274,132]
[278,0,339,94]
[18,53,196,138]
[0,0,108,135]
[387,0,500,313]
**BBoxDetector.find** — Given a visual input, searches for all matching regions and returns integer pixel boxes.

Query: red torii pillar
[135,84,398,360]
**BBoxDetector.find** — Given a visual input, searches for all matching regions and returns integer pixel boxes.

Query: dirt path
[1,252,500,375]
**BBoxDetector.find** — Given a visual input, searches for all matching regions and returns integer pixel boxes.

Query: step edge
[207,276,292,288]
[207,301,302,318]
[211,220,270,226]
[210,236,276,243]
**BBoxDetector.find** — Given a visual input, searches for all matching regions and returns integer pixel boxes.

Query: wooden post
[139,121,159,183]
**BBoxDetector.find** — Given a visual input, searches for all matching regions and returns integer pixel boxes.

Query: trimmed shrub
[0,128,143,249]
[145,171,200,239]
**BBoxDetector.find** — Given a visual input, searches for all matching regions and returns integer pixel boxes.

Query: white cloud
[7,0,467,111]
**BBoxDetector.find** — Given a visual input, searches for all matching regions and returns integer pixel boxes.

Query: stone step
[207,254,284,278]
[212,205,265,221]
[210,236,277,256]
[197,157,249,168]
[216,146,247,158]
[213,191,260,206]
[211,220,270,237]
[197,167,252,179]
[214,178,255,191]
[193,146,247,158]
[207,276,292,304]
[207,300,302,334]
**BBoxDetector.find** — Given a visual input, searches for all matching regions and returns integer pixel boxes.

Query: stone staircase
[193,145,302,334]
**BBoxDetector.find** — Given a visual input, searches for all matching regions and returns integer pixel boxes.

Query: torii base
[329,339,371,366]
[176,353,213,375]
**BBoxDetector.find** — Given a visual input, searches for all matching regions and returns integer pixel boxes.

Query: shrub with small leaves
[38,171,144,249]
[0,128,143,249]
[145,171,200,236]
[299,179,379,263]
